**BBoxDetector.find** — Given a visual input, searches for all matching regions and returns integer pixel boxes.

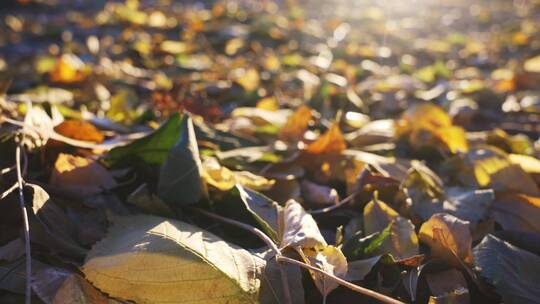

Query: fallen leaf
[346,255,382,281]
[106,113,184,167]
[237,184,281,242]
[50,153,117,196]
[426,269,469,304]
[491,192,540,234]
[300,180,338,206]
[456,147,540,195]
[508,153,540,174]
[157,114,208,206]
[53,274,116,304]
[126,183,175,217]
[305,123,347,155]
[83,215,267,304]
[303,246,348,297]
[54,120,104,144]
[279,106,312,141]
[419,213,473,266]
[473,234,540,304]
[364,197,419,259]
[396,103,468,153]
[280,199,327,249]
[0,238,24,262]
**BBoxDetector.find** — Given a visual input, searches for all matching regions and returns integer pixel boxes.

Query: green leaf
[83,215,267,304]
[157,114,207,206]
[236,184,280,242]
[106,113,183,167]
[473,234,540,304]
[364,223,392,256]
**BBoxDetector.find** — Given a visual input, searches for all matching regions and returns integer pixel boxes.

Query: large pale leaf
[106,113,183,167]
[83,215,264,304]
[419,213,472,266]
[157,114,207,206]
[473,234,540,304]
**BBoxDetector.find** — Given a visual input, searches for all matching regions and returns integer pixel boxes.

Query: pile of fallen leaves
[1,0,540,303]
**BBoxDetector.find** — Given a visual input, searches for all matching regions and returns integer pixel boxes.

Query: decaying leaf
[237,184,281,242]
[419,213,473,266]
[426,269,470,304]
[302,246,347,297]
[474,234,540,304]
[202,157,274,191]
[83,215,266,304]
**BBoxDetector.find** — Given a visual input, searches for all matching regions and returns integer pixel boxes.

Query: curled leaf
[305,123,347,155]
[279,105,312,141]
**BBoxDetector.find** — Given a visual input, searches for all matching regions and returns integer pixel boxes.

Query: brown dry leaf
[363,196,399,233]
[396,103,468,153]
[279,105,312,141]
[54,120,105,143]
[457,147,540,195]
[419,213,473,266]
[50,153,117,196]
[491,193,540,234]
[305,123,347,154]
[300,180,339,206]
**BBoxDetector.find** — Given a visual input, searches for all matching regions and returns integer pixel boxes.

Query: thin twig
[16,145,31,304]
[193,208,281,256]
[1,165,15,175]
[192,208,291,304]
[193,208,403,304]
[0,183,18,200]
[276,256,405,304]
[308,192,357,214]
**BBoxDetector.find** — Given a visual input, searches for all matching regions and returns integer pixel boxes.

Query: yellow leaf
[508,153,540,174]
[235,68,260,92]
[53,274,114,304]
[397,103,468,153]
[458,147,540,195]
[419,213,473,266]
[302,246,348,296]
[256,97,279,112]
[279,105,312,141]
[202,157,274,191]
[524,55,540,73]
[306,123,347,154]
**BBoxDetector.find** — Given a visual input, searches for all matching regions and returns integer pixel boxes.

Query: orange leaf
[305,123,346,154]
[54,120,105,143]
[279,105,312,141]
